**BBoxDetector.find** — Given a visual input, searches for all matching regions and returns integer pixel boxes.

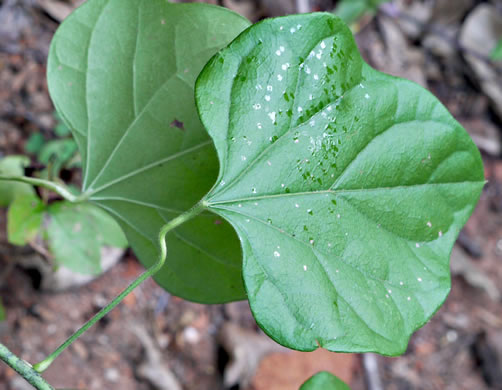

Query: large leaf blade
[48,0,250,302]
[196,13,484,353]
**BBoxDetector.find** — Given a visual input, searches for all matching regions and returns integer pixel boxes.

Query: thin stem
[0,175,88,203]
[33,201,207,373]
[0,343,55,390]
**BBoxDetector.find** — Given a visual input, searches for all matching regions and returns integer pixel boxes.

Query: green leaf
[0,156,35,206]
[38,139,78,176]
[334,0,369,24]
[334,0,389,24]
[47,0,250,302]
[45,202,127,275]
[196,13,484,354]
[300,371,351,390]
[7,194,44,245]
[491,38,502,60]
[25,133,46,155]
[0,298,6,322]
[54,112,72,137]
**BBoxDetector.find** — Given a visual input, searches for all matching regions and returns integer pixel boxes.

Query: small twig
[0,343,54,390]
[296,0,310,14]
[363,353,383,390]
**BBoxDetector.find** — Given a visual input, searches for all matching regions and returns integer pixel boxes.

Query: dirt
[1,1,502,389]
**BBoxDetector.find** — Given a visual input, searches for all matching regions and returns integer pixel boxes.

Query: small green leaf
[46,202,126,275]
[47,0,250,302]
[334,0,369,24]
[197,13,484,354]
[25,133,46,155]
[491,38,502,60]
[7,194,44,245]
[53,112,71,137]
[0,298,6,322]
[334,0,389,24]
[300,371,351,390]
[0,156,35,206]
[38,139,78,176]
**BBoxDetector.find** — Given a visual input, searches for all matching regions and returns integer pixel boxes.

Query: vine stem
[0,343,54,390]
[0,175,88,203]
[32,201,207,373]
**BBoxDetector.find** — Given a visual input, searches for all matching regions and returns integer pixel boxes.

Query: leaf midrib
[206,180,484,206]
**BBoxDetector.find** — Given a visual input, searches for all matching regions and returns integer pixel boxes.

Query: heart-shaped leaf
[196,13,484,354]
[300,372,351,390]
[48,0,250,302]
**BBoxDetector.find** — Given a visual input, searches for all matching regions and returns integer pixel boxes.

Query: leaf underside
[47,0,251,302]
[196,13,484,354]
